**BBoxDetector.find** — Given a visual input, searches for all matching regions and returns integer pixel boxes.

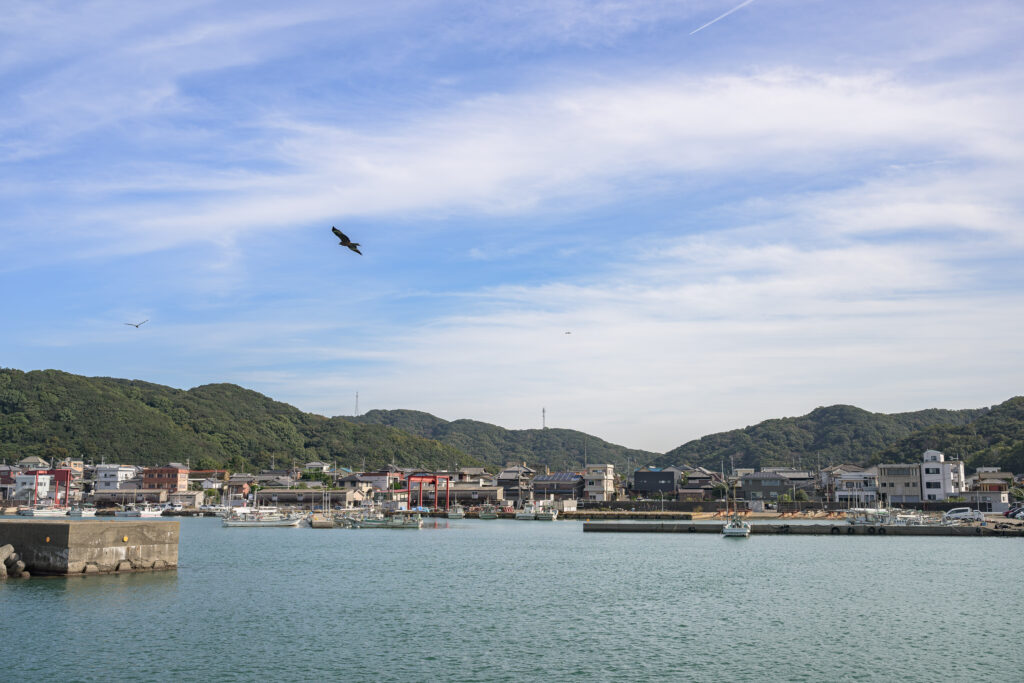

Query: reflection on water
[3,517,1023,682]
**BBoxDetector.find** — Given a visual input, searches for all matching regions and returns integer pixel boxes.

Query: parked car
[942,507,985,522]
[1005,505,1024,517]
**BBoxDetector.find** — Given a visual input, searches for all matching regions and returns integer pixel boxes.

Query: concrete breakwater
[583,521,1024,537]
[0,519,179,576]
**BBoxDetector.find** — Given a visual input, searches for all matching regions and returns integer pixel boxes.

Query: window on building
[924,468,940,475]
[925,482,941,489]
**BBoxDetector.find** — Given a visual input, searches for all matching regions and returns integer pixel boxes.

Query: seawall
[0,519,179,576]
[582,522,1024,537]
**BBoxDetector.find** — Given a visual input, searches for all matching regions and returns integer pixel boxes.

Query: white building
[920,450,965,502]
[94,464,137,492]
[14,473,54,502]
[584,464,615,501]
[833,469,878,506]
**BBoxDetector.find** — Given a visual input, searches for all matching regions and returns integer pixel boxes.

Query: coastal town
[3,448,1021,520]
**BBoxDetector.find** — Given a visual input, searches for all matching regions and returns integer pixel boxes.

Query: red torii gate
[401,474,452,511]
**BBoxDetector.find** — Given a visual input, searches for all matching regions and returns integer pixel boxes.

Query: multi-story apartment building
[920,449,964,501]
[94,464,137,492]
[877,464,922,503]
[876,450,965,503]
[833,469,878,506]
[584,464,615,501]
[142,463,190,493]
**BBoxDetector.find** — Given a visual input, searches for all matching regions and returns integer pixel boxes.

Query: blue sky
[2,1,1023,452]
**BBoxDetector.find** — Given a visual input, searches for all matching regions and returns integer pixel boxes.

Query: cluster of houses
[1,449,1019,513]
[635,449,1018,513]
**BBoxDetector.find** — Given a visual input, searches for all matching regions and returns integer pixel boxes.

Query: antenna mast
[542,407,546,429]
[355,391,359,416]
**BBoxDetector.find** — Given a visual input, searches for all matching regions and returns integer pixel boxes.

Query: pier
[0,519,179,576]
[583,521,1024,537]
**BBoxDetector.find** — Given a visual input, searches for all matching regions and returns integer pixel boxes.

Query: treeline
[351,409,660,472]
[3,367,1021,475]
[0,369,476,472]
[656,402,1017,472]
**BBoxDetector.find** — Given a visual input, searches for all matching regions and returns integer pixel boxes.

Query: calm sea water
[2,517,1022,682]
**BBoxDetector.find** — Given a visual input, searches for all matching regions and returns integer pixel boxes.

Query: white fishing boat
[115,504,164,518]
[17,505,69,517]
[384,511,423,529]
[535,503,558,521]
[515,503,537,520]
[68,505,97,517]
[222,507,303,527]
[447,503,466,519]
[478,504,499,520]
[721,477,750,537]
[721,513,751,537]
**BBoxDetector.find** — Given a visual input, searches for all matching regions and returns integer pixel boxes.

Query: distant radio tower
[355,391,359,416]
[542,407,546,429]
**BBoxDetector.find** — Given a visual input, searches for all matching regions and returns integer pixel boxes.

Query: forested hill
[0,369,476,471]
[3,367,1020,476]
[657,403,995,471]
[872,397,1024,474]
[350,409,660,472]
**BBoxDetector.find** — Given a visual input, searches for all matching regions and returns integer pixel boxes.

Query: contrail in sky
[690,0,757,35]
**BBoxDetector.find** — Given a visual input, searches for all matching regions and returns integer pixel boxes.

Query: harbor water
[2,517,1022,682]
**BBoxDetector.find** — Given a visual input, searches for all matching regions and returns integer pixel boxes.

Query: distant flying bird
[565,331,572,334]
[331,226,362,254]
[124,320,148,328]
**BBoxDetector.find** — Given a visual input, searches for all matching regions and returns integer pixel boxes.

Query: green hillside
[350,409,660,472]
[872,397,1024,473]
[0,368,476,471]
[658,403,992,471]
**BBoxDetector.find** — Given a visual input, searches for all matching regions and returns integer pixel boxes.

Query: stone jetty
[0,519,179,576]
[583,521,1024,537]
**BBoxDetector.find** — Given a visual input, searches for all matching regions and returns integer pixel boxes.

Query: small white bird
[124,320,148,328]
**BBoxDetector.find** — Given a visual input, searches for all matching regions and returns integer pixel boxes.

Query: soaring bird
[331,226,362,254]
[124,320,148,328]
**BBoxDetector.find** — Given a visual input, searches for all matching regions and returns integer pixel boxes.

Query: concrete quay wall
[583,522,1024,537]
[0,520,179,576]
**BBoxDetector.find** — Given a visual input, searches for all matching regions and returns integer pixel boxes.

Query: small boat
[515,503,537,520]
[17,505,69,517]
[447,503,466,519]
[222,507,303,527]
[115,504,164,518]
[384,511,423,529]
[478,504,499,520]
[68,505,97,517]
[535,504,558,521]
[721,513,751,538]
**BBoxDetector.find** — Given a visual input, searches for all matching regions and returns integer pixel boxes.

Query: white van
[942,507,985,522]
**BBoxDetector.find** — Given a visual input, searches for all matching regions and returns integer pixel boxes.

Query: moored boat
[17,505,69,517]
[721,513,751,538]
[478,504,499,520]
[115,504,164,518]
[515,503,537,520]
[447,503,466,519]
[68,505,97,517]
[222,508,303,527]
[535,504,558,521]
